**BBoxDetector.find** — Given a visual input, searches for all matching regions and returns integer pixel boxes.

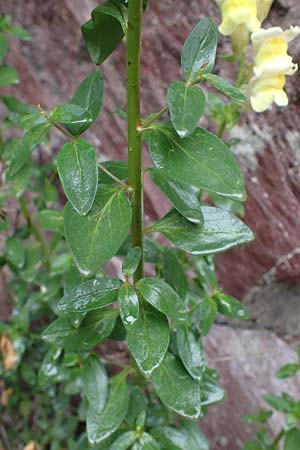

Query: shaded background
[1,0,300,448]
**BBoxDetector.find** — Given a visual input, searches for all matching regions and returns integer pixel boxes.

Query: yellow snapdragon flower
[248,74,288,112]
[252,26,300,77]
[215,0,273,36]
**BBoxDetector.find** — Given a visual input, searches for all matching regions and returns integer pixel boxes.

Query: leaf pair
[168,18,245,138]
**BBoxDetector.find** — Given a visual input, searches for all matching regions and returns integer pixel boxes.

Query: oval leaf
[146,123,245,201]
[127,304,169,377]
[87,372,129,445]
[136,277,188,325]
[8,123,50,176]
[64,188,132,276]
[41,309,118,352]
[181,18,218,83]
[202,73,245,104]
[110,431,137,450]
[284,428,300,450]
[0,65,19,87]
[118,283,139,329]
[177,327,205,380]
[150,168,203,225]
[168,81,206,138]
[122,247,142,277]
[57,138,98,216]
[58,277,122,313]
[49,103,93,127]
[214,292,249,320]
[82,0,126,65]
[66,71,104,136]
[151,207,254,255]
[150,353,201,419]
[83,355,108,413]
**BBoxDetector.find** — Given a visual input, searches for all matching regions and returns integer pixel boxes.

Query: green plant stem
[127,0,144,282]
[142,105,169,128]
[271,429,284,449]
[237,51,246,88]
[217,119,226,138]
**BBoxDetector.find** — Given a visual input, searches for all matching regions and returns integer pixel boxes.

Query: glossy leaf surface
[82,0,126,65]
[151,207,254,255]
[87,372,129,444]
[214,292,249,320]
[201,373,225,406]
[67,71,104,135]
[198,297,217,336]
[150,353,201,419]
[177,326,205,380]
[202,73,245,104]
[163,248,188,300]
[118,283,139,329]
[127,304,169,377]
[136,277,188,325]
[167,81,206,138]
[150,168,203,225]
[57,138,98,216]
[64,188,132,275]
[122,247,142,277]
[58,277,122,313]
[181,18,218,83]
[8,123,50,176]
[83,355,108,413]
[110,431,137,450]
[49,103,93,128]
[42,309,118,352]
[146,123,245,201]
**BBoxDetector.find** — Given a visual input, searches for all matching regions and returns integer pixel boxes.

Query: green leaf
[6,162,31,197]
[8,26,31,40]
[0,65,19,87]
[49,103,93,129]
[284,429,300,450]
[66,71,104,136]
[214,292,249,320]
[82,0,127,65]
[263,394,293,413]
[37,209,64,232]
[0,35,8,60]
[180,422,209,450]
[150,168,203,225]
[110,431,137,450]
[118,283,139,329]
[136,277,188,325]
[38,346,63,387]
[276,363,300,379]
[87,372,129,445]
[162,248,188,300]
[42,309,118,352]
[83,355,108,413]
[181,17,218,83]
[145,123,245,201]
[201,372,225,406]
[58,277,122,313]
[57,138,98,216]
[202,73,245,104]
[151,207,254,256]
[8,123,50,176]
[151,427,190,450]
[64,188,132,276]
[150,353,201,419]
[198,297,217,336]
[177,327,205,381]
[4,237,25,269]
[1,95,36,116]
[99,160,128,185]
[127,304,169,377]
[135,434,160,450]
[122,247,142,277]
[167,81,206,138]
[243,409,273,424]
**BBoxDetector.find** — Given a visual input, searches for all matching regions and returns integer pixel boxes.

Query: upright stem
[127,0,144,282]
